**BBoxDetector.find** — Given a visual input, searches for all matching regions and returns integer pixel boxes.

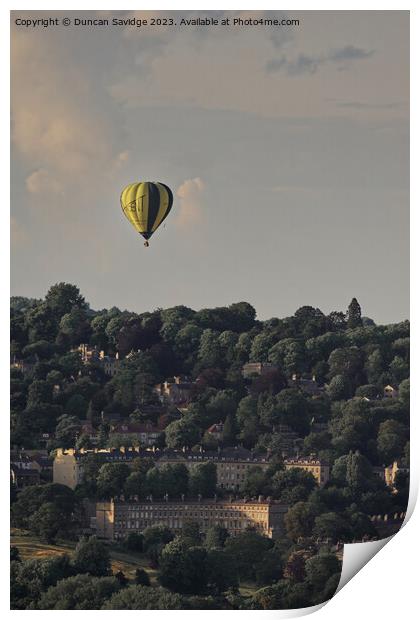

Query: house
[288,375,323,396]
[284,456,330,486]
[242,362,276,379]
[272,424,301,458]
[154,376,194,406]
[109,422,162,447]
[10,359,35,377]
[96,497,289,541]
[98,351,120,377]
[10,465,40,488]
[384,460,409,487]
[53,446,273,491]
[78,420,101,444]
[10,450,52,478]
[206,422,224,442]
[76,344,120,376]
[383,385,399,399]
[156,446,272,490]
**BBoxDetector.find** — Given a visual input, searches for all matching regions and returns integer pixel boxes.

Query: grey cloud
[285,53,320,75]
[266,45,374,76]
[329,45,374,62]
[336,101,405,110]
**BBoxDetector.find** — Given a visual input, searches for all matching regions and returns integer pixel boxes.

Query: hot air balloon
[120,181,173,247]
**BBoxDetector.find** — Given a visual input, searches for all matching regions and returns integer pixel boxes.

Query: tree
[72,536,111,577]
[313,513,351,542]
[124,532,144,552]
[189,462,217,497]
[365,350,384,384]
[54,414,82,447]
[58,307,91,346]
[326,374,352,401]
[134,569,151,586]
[45,283,87,319]
[345,451,372,491]
[259,389,310,436]
[158,539,209,595]
[346,298,362,329]
[271,468,317,503]
[28,502,63,543]
[143,525,174,550]
[399,379,410,405]
[255,550,283,586]
[304,553,342,591]
[236,396,259,447]
[328,347,364,384]
[165,418,201,449]
[11,555,74,610]
[377,420,408,464]
[283,549,311,582]
[97,463,130,498]
[36,574,120,610]
[389,356,409,384]
[284,502,318,541]
[27,380,52,407]
[180,521,202,547]
[240,465,268,496]
[124,471,145,498]
[225,530,273,581]
[207,548,239,593]
[11,484,75,533]
[204,525,229,549]
[114,571,128,587]
[221,412,237,445]
[103,585,185,609]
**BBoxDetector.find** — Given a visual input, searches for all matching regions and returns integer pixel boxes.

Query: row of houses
[53,446,330,490]
[10,450,53,488]
[95,496,289,541]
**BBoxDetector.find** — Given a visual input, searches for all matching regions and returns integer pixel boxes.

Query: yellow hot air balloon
[120,181,173,247]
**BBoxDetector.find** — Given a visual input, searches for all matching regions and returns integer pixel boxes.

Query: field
[10,529,158,584]
[11,529,260,596]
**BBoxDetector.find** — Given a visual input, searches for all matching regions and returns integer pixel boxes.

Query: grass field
[10,529,158,584]
[11,530,258,595]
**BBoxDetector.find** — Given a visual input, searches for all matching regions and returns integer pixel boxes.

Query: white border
[3,2,417,619]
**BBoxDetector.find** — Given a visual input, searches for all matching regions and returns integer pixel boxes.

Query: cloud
[335,101,404,110]
[329,45,374,62]
[11,26,120,195]
[11,217,28,248]
[266,45,374,76]
[176,177,205,230]
[25,169,63,195]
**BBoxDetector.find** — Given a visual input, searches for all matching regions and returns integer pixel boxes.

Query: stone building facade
[95,497,288,540]
[283,457,330,486]
[53,446,272,491]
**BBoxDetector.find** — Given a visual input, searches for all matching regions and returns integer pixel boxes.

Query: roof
[158,446,271,463]
[111,497,287,507]
[64,446,271,464]
[284,457,328,466]
[110,423,161,434]
[207,422,224,434]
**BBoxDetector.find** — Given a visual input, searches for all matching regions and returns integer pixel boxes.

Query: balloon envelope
[120,181,173,241]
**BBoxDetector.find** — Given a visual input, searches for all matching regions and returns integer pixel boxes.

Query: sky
[10,10,409,323]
